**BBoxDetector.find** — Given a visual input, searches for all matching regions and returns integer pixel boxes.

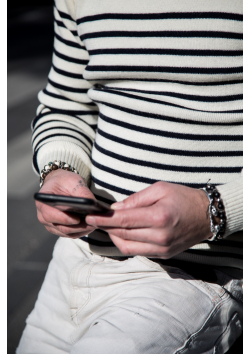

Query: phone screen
[34,193,112,215]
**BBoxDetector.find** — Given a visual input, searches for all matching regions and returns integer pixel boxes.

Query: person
[17,0,243,353]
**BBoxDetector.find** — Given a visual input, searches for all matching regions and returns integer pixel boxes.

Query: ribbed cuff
[216,174,243,237]
[35,142,92,187]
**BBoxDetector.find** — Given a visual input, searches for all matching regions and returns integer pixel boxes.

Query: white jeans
[17,238,243,354]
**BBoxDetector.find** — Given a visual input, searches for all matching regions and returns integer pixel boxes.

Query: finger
[86,207,156,229]
[100,227,166,246]
[45,225,67,237]
[111,181,167,210]
[51,221,96,235]
[45,224,93,239]
[36,201,81,225]
[109,234,169,258]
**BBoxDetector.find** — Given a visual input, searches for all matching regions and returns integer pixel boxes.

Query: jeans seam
[75,261,97,317]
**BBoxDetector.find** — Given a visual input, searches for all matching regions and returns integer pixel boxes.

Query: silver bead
[211,206,218,216]
[214,225,220,233]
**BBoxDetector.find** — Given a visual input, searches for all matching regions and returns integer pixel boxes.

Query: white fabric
[17,238,243,354]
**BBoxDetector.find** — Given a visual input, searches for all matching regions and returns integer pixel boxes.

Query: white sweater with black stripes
[32,0,243,269]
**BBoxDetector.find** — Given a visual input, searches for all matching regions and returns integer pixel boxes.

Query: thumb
[111,182,165,210]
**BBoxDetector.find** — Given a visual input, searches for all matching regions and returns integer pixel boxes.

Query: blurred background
[8,1,57,352]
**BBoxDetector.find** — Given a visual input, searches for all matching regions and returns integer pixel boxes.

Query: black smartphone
[34,193,111,215]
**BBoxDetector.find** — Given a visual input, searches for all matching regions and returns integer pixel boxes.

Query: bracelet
[202,183,226,241]
[39,160,79,188]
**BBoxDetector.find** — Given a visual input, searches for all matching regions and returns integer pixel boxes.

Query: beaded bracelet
[202,183,226,241]
[39,160,79,188]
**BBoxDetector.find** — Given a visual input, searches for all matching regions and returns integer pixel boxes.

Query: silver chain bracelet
[39,160,79,188]
[202,183,226,241]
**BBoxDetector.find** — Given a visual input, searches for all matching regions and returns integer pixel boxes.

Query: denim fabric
[17,238,243,354]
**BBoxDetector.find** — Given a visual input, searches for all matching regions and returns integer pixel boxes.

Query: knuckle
[117,228,127,239]
[159,246,171,258]
[56,225,69,235]
[152,210,169,228]
[155,232,167,247]
[120,213,130,228]
[37,211,44,224]
[119,242,131,256]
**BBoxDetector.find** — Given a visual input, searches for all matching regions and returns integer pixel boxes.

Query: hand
[86,181,212,258]
[36,169,96,238]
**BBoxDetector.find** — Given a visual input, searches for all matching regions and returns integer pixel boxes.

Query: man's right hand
[36,169,96,238]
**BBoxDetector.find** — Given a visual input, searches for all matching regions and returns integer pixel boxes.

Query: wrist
[39,160,79,188]
[196,189,213,240]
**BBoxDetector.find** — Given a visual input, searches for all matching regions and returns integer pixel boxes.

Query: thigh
[70,257,242,354]
[16,238,90,354]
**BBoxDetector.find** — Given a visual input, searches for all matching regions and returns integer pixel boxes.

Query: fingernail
[111,201,124,210]
[86,216,96,226]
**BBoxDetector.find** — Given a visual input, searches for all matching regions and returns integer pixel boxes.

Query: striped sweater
[32,0,243,269]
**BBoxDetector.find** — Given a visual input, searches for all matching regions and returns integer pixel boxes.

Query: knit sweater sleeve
[216,172,243,237]
[31,0,98,186]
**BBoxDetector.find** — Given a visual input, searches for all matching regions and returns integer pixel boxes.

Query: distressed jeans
[17,238,243,354]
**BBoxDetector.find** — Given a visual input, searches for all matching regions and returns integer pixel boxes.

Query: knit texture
[32,0,243,268]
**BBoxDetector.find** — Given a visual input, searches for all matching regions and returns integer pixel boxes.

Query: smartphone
[34,193,111,215]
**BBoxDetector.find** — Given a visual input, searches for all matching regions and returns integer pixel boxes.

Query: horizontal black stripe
[33,119,85,136]
[34,133,92,153]
[94,141,242,173]
[36,106,99,117]
[95,99,242,126]
[32,110,98,129]
[42,88,96,106]
[97,128,242,158]
[56,7,74,22]
[81,30,242,41]
[86,64,243,76]
[95,90,242,114]
[48,78,89,94]
[33,120,97,137]
[77,12,243,24]
[89,48,243,57]
[55,19,78,36]
[43,88,71,101]
[202,239,242,248]
[91,77,243,87]
[54,48,88,65]
[92,158,232,188]
[55,32,83,49]
[92,174,215,191]
[92,158,160,185]
[102,86,242,103]
[78,236,243,251]
[33,126,94,146]
[52,64,83,79]
[184,249,242,260]
[92,175,134,196]
[80,236,115,247]
[99,113,242,141]
[94,194,114,205]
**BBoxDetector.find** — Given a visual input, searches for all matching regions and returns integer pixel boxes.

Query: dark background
[8,2,57,353]
[7,1,243,353]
